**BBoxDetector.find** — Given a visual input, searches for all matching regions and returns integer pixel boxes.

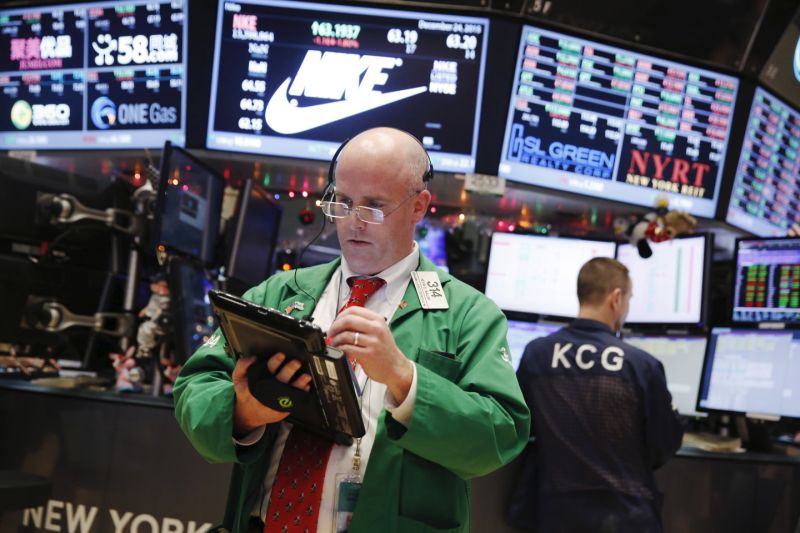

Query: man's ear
[412,189,432,223]
[609,287,623,311]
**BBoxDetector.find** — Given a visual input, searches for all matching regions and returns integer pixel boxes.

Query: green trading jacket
[173,255,530,533]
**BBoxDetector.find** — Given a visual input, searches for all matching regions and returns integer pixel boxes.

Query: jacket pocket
[399,452,468,531]
[416,348,462,382]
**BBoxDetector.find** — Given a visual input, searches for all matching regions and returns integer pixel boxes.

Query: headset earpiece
[328,130,434,188]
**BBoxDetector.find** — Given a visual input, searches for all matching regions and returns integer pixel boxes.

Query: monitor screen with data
[506,320,562,371]
[498,25,738,217]
[733,237,800,323]
[485,232,616,318]
[206,0,488,172]
[625,334,707,417]
[154,143,225,265]
[616,234,709,326]
[698,327,800,419]
[0,0,187,149]
[725,87,800,237]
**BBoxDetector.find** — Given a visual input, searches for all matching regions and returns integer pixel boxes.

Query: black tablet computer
[208,290,365,444]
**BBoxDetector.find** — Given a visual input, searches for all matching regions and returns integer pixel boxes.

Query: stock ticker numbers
[734,239,800,323]
[207,0,488,172]
[726,88,800,237]
[499,26,738,217]
[0,1,186,149]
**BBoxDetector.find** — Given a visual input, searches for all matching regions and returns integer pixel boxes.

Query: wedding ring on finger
[354,331,360,346]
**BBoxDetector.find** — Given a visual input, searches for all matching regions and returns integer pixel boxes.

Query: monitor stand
[742,418,775,454]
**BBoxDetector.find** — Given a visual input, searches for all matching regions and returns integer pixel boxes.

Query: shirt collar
[340,242,420,307]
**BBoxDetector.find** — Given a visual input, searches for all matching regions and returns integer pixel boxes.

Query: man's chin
[342,249,376,274]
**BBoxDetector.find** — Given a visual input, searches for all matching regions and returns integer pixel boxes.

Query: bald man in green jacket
[174,128,530,533]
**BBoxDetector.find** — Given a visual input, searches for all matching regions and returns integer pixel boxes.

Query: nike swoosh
[265,78,428,134]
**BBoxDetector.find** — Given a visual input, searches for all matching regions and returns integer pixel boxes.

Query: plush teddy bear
[615,198,697,258]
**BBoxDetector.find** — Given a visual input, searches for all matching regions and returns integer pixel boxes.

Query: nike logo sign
[265,78,427,135]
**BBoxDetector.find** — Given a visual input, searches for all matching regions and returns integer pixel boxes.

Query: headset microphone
[293,130,434,317]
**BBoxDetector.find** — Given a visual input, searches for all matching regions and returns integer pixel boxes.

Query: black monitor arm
[24,296,135,339]
[36,192,141,236]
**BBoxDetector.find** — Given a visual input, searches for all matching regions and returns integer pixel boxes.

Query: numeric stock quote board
[499,25,739,218]
[0,0,187,150]
[206,0,489,173]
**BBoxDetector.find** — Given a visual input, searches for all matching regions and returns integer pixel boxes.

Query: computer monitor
[205,0,489,173]
[506,319,562,371]
[498,24,738,218]
[624,334,707,417]
[697,327,800,420]
[725,87,800,237]
[417,225,448,272]
[168,257,216,364]
[223,180,282,293]
[616,234,710,326]
[732,237,800,324]
[485,232,616,319]
[0,0,187,149]
[759,9,800,111]
[153,142,225,266]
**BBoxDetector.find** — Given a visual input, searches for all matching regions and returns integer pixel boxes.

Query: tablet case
[208,290,365,445]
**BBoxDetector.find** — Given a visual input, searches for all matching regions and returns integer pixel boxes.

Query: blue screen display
[498,25,738,217]
[726,87,800,237]
[0,0,187,149]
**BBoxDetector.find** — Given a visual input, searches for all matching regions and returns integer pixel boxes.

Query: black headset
[325,129,435,192]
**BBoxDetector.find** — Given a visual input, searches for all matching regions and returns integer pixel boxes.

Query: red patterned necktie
[339,276,386,313]
[263,276,384,533]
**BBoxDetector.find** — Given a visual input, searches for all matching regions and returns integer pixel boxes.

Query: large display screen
[0,0,187,149]
[698,327,800,419]
[616,235,708,325]
[624,335,707,417]
[760,9,800,111]
[498,25,738,217]
[725,88,800,236]
[506,320,562,371]
[206,0,488,172]
[485,232,616,318]
[733,238,800,323]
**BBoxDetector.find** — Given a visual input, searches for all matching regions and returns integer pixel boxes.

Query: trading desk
[0,380,230,533]
[471,441,800,533]
[2,380,799,533]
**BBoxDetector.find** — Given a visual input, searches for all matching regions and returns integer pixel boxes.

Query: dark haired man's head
[577,257,632,331]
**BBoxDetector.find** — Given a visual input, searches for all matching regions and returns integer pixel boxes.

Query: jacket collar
[570,318,614,334]
[279,254,453,326]
[278,258,342,316]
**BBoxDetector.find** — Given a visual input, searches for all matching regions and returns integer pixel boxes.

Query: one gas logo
[91,96,176,128]
[91,96,117,129]
[10,100,32,129]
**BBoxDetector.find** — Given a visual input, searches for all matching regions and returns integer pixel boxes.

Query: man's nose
[346,208,366,229]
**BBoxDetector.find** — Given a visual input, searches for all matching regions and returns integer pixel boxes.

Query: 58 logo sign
[92,33,180,66]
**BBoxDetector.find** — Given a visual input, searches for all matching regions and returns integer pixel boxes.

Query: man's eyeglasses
[320,189,423,225]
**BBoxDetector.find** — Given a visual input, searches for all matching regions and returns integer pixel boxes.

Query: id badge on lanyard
[333,439,362,532]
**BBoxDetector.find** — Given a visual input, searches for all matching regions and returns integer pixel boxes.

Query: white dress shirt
[241,243,421,532]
